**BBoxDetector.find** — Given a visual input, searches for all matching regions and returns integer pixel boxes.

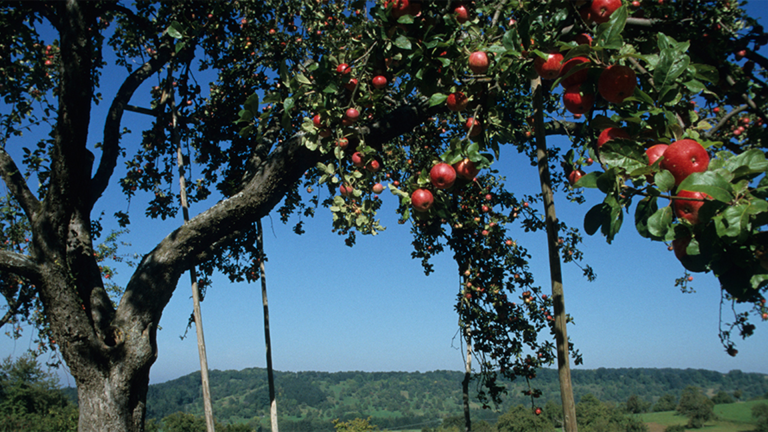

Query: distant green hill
[140,367,768,431]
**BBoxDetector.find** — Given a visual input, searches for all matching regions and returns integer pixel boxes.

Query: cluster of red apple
[410,159,480,212]
[532,0,636,115]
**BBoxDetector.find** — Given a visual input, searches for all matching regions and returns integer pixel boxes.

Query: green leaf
[487,44,507,54]
[635,196,658,239]
[655,170,676,193]
[283,97,294,112]
[166,21,184,39]
[575,171,600,189]
[502,30,520,53]
[715,204,750,241]
[677,171,734,203]
[596,169,619,194]
[595,5,628,49]
[323,82,339,93]
[603,195,623,242]
[683,79,705,94]
[584,204,608,236]
[429,93,448,107]
[691,63,719,83]
[723,149,768,179]
[600,141,647,173]
[648,205,673,239]
[395,35,412,50]
[397,14,414,24]
[653,46,690,100]
[296,73,312,85]
[244,93,259,114]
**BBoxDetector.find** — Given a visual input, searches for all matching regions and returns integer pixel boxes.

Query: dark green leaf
[584,204,608,236]
[691,63,719,83]
[635,196,658,239]
[596,168,619,194]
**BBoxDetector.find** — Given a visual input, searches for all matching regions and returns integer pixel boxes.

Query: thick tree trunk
[75,366,151,432]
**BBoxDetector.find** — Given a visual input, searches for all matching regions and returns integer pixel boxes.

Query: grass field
[638,399,766,432]
[389,400,768,432]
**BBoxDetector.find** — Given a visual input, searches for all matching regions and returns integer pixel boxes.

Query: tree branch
[89,39,178,208]
[0,250,43,283]
[0,147,41,220]
[116,96,438,326]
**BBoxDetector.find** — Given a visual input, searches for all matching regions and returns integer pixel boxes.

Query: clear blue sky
[1,1,767,388]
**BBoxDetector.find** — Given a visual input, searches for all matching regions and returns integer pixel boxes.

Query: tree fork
[532,78,578,432]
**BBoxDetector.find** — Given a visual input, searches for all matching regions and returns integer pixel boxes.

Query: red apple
[372,75,387,89]
[559,56,591,87]
[344,107,360,123]
[446,92,469,112]
[590,0,622,24]
[659,139,710,185]
[345,78,358,91]
[562,85,594,114]
[454,5,469,23]
[596,127,630,148]
[351,151,365,167]
[672,236,691,261]
[453,158,480,180]
[465,117,482,137]
[411,188,434,212]
[533,52,564,80]
[646,144,668,166]
[673,190,710,225]
[366,159,382,172]
[568,169,585,186]
[336,63,351,74]
[429,162,457,189]
[319,128,332,138]
[336,137,349,149]
[598,65,637,104]
[386,0,411,18]
[372,183,385,194]
[339,184,354,197]
[468,51,489,74]
[313,114,322,127]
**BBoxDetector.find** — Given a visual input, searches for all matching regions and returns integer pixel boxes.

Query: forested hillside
[140,367,768,431]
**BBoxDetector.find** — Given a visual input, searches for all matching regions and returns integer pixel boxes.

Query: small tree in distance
[676,386,715,429]
[653,394,678,413]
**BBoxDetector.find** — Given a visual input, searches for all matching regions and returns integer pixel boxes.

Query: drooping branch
[0,147,41,220]
[90,38,179,208]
